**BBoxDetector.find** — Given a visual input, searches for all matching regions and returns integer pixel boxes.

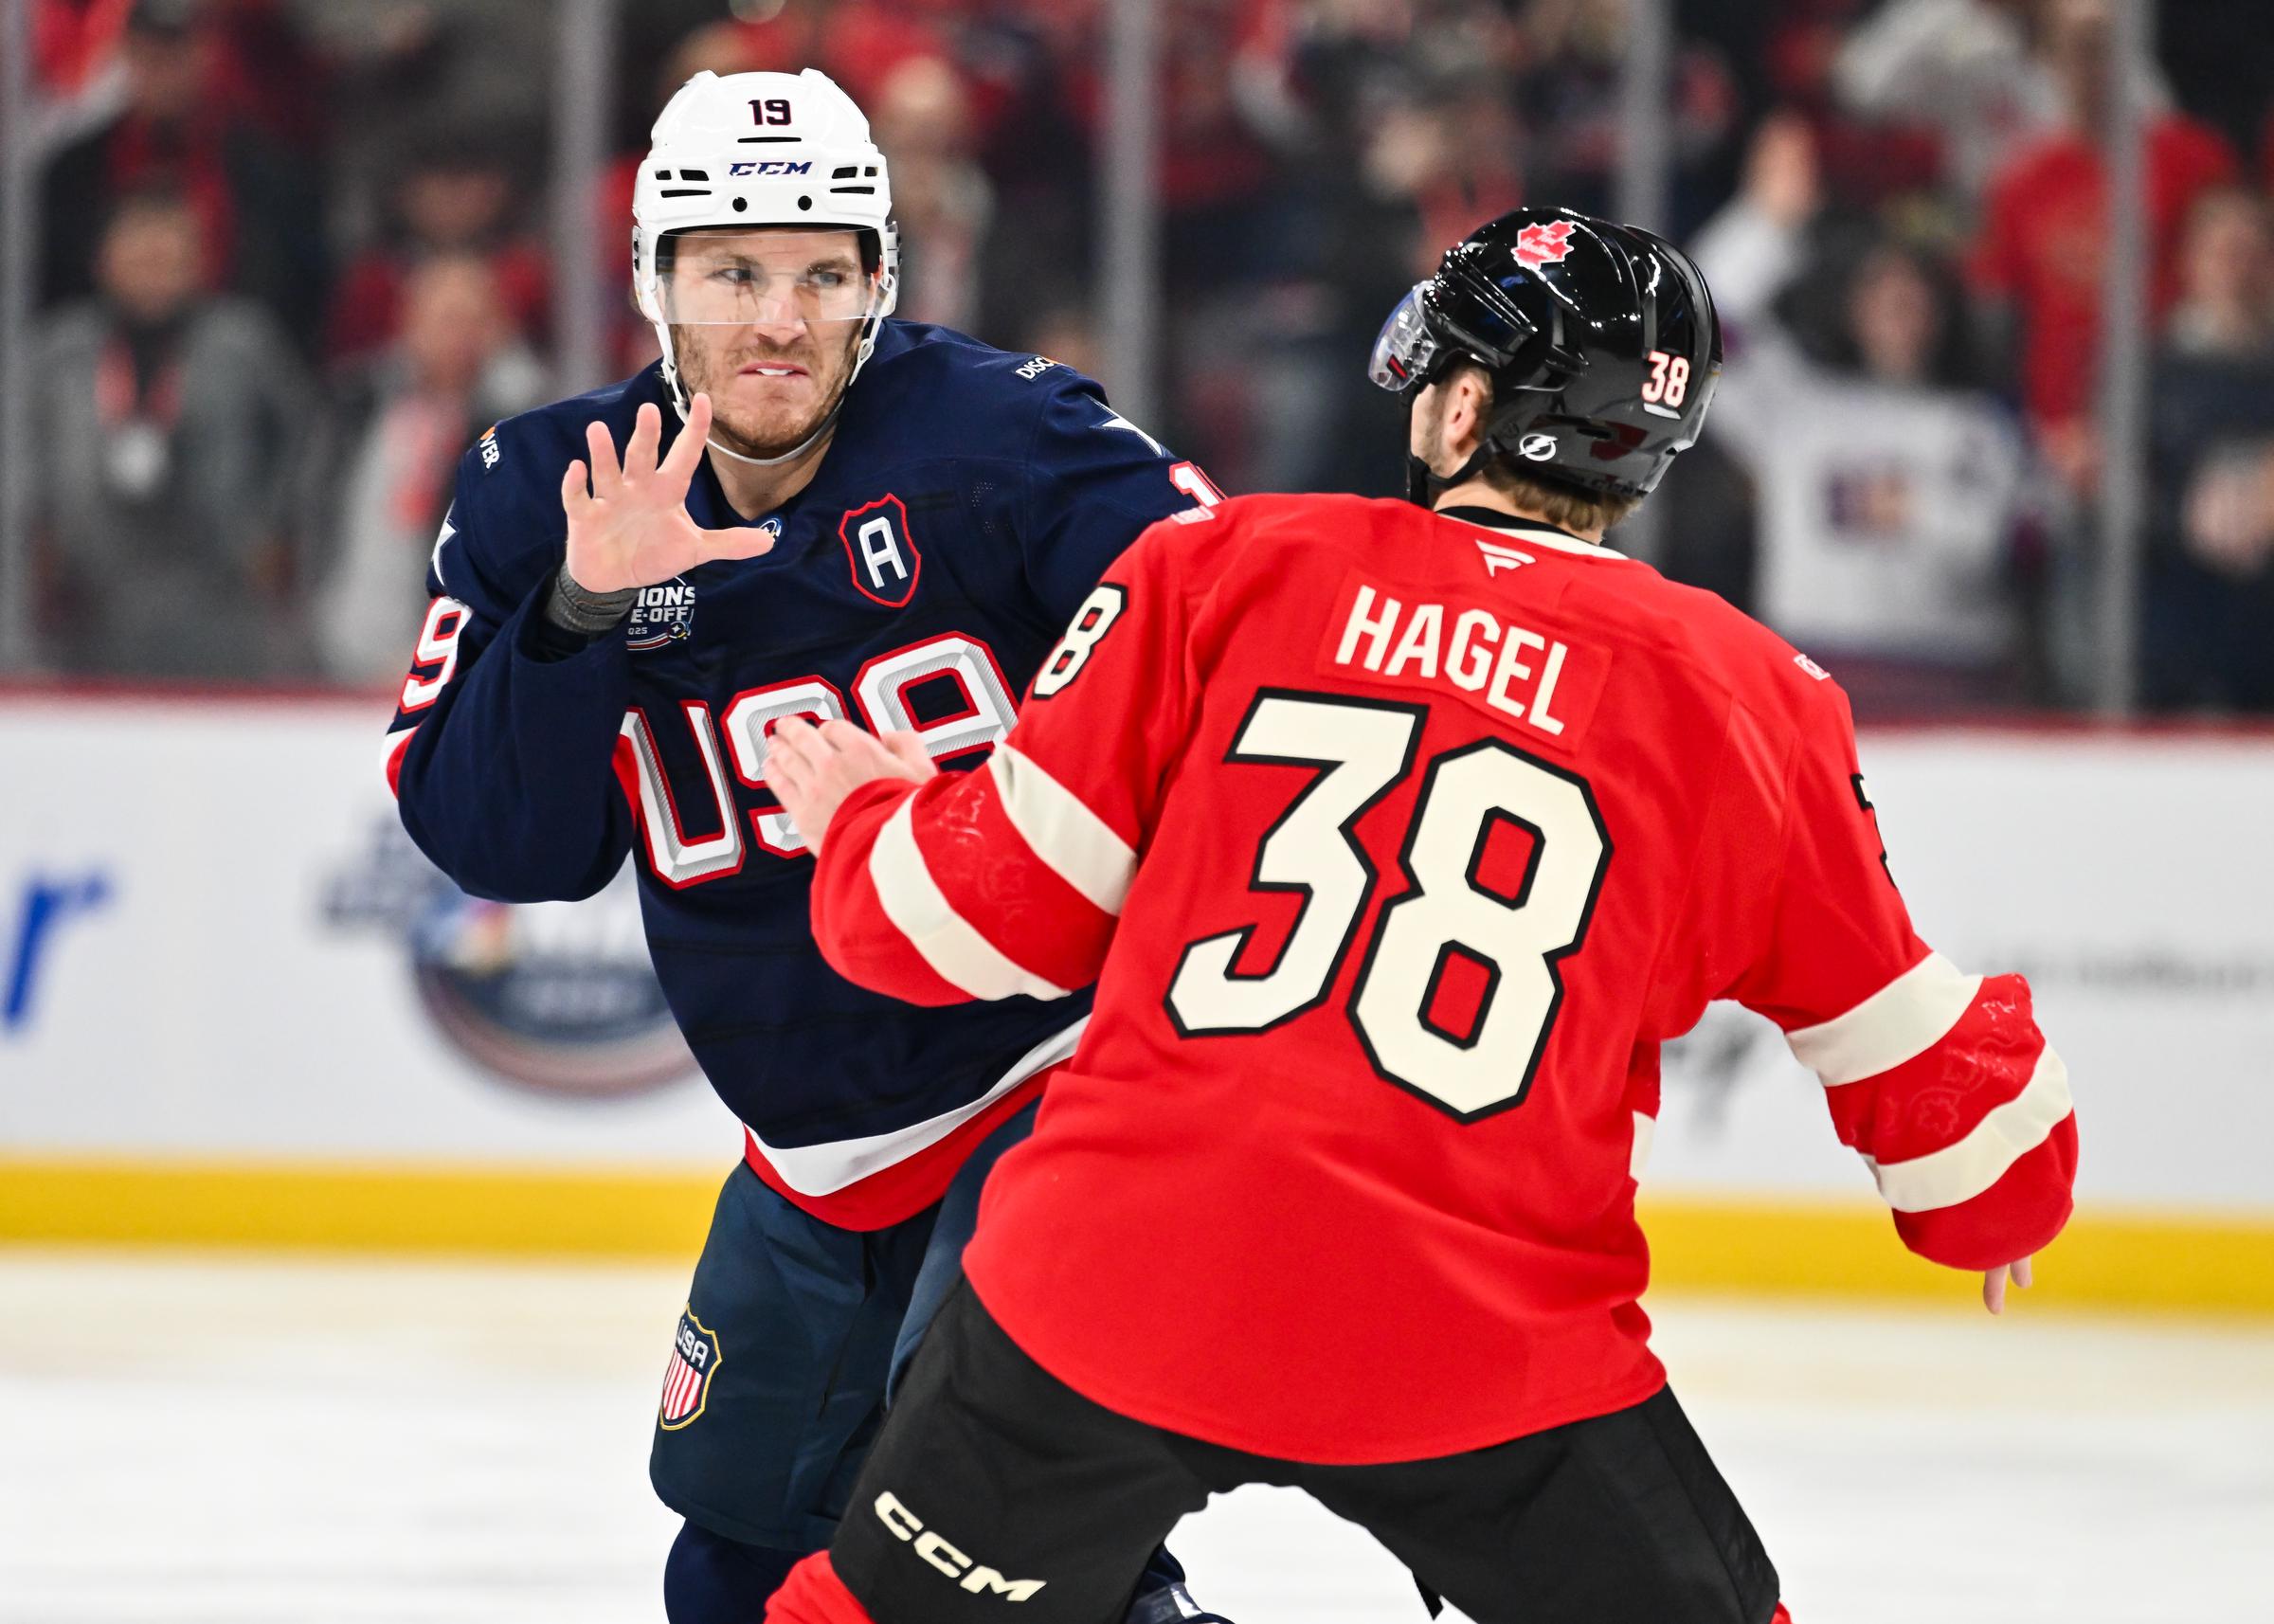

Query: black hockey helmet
[1369,206,1721,506]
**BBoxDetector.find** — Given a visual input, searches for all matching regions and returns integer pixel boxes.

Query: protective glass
[1368,283,1441,395]
[658,248,880,326]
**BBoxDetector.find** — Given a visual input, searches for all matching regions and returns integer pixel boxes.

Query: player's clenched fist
[764,717,936,856]
[560,394,775,593]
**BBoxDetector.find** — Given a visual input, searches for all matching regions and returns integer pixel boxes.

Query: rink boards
[3,694,2271,1309]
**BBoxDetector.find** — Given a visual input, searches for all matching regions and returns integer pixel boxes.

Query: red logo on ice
[659,1307,722,1431]
[1512,220,1578,271]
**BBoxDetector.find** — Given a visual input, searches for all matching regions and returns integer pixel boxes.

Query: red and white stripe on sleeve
[1783,949,2077,1269]
[812,737,1143,1008]
[383,726,418,796]
[811,514,1200,1009]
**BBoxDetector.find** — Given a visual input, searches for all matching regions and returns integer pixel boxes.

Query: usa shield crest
[659,1307,722,1431]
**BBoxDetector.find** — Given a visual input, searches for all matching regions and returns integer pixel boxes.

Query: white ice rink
[3,1252,2269,1624]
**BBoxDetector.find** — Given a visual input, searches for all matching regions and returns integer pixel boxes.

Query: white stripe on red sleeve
[1628,1111,1655,1181]
[1866,1044,2073,1213]
[987,744,1138,915]
[1801,959,2075,1235]
[866,796,1072,1002]
[1785,950,1982,1085]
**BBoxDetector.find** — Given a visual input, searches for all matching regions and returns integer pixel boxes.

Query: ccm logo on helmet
[729,160,813,176]
[874,1490,1047,1601]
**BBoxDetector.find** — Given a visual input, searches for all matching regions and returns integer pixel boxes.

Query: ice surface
[3,1254,2267,1623]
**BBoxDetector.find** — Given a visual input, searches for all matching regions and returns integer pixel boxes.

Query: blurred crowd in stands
[12,0,2274,713]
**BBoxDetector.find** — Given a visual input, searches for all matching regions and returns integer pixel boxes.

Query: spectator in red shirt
[325,130,551,369]
[1970,0,2235,490]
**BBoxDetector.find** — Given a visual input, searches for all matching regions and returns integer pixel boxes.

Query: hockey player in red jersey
[755,208,2078,1624]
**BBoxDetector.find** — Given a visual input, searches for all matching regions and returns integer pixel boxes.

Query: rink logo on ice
[874,1490,1046,1601]
[322,816,695,1098]
[627,574,706,652]
[659,1308,722,1431]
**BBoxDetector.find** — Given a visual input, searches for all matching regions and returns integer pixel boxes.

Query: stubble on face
[671,318,863,459]
[1411,380,1452,474]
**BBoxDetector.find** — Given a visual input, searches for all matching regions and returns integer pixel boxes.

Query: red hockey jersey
[805,494,2079,1465]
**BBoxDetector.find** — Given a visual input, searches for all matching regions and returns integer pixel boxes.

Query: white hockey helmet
[633,68,899,415]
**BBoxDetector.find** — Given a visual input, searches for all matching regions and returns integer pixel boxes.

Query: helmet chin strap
[1405,390,1553,509]
[702,401,843,467]
[1403,403,1500,508]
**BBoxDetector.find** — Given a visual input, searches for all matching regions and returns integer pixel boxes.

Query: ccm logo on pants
[874,1489,1047,1601]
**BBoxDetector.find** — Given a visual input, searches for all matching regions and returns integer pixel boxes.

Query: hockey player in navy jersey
[380,68,1225,1624]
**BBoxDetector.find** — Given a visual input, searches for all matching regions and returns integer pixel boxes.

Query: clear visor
[657,251,882,327]
[1368,282,1440,395]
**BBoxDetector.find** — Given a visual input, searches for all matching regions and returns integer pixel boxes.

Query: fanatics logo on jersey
[840,495,922,608]
[627,577,700,651]
[1475,538,1535,576]
[659,1307,722,1431]
[1512,219,1578,271]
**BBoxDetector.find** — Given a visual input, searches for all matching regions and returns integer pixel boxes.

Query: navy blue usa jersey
[383,321,1216,1225]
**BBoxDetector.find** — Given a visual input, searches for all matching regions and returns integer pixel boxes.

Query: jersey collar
[1436,504,1629,560]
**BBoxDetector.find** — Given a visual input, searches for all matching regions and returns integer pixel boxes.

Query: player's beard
[672,321,861,460]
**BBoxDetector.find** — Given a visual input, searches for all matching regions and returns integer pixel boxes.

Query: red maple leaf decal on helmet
[1512,220,1578,272]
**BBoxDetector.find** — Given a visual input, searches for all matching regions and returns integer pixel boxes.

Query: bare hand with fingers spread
[763,717,936,856]
[560,393,777,593]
